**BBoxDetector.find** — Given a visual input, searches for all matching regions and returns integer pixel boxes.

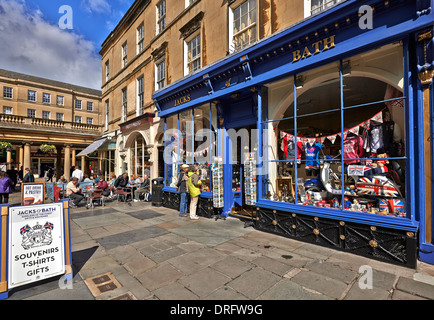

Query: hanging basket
[0,142,12,152]
[39,144,57,154]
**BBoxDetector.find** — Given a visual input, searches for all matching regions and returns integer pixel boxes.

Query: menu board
[21,183,45,206]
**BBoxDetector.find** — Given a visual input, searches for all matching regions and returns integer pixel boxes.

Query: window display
[263,42,407,219]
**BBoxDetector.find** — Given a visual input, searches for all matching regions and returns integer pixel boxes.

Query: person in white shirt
[72,167,84,182]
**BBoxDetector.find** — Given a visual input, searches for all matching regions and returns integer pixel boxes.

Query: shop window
[263,42,407,219]
[164,104,218,191]
[131,135,150,178]
[194,104,214,193]
[165,115,179,188]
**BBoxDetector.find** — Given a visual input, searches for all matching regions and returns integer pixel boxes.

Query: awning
[76,138,108,157]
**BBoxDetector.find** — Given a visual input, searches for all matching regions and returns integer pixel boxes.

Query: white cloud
[0,0,102,90]
[81,0,111,14]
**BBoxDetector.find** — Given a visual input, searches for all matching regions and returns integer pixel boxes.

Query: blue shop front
[153,0,434,268]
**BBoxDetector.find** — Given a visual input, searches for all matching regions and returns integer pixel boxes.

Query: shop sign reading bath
[8,203,65,289]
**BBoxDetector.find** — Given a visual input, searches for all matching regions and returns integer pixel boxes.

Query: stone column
[6,149,11,170]
[81,156,86,174]
[64,145,71,181]
[18,146,24,170]
[71,149,76,167]
[23,143,31,171]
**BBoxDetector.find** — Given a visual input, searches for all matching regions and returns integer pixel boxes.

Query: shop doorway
[227,125,257,219]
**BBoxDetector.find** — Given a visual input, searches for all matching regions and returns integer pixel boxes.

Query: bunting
[280,110,384,146]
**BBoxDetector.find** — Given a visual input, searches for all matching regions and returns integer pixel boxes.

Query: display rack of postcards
[244,153,257,206]
[212,157,224,208]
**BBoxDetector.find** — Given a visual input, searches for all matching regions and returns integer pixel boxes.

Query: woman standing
[0,172,13,204]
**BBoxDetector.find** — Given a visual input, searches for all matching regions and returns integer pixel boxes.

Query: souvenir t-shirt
[344,135,364,163]
[304,142,323,167]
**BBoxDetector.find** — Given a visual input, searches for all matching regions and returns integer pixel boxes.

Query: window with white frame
[155,60,165,91]
[56,113,64,122]
[122,42,128,68]
[42,93,51,104]
[42,111,51,120]
[137,23,145,54]
[87,101,94,112]
[185,0,196,7]
[156,0,166,34]
[306,0,344,17]
[105,100,109,131]
[3,106,13,115]
[3,87,13,99]
[28,90,37,102]
[75,116,82,123]
[56,95,64,106]
[75,100,82,110]
[186,34,201,75]
[122,88,128,122]
[105,60,110,82]
[137,76,144,116]
[86,117,93,125]
[230,0,257,53]
[27,109,36,118]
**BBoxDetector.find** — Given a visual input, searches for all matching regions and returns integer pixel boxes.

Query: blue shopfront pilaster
[154,0,434,267]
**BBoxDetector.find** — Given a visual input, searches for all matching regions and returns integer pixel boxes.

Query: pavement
[3,187,434,302]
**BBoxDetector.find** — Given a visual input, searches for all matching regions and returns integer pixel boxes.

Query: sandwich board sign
[8,202,66,289]
[21,183,45,206]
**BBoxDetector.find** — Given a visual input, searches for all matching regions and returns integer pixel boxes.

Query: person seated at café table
[96,175,111,197]
[83,174,92,182]
[66,177,84,208]
[57,176,67,184]
[133,174,150,202]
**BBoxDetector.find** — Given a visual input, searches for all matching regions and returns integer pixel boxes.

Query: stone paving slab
[96,226,169,250]
[4,195,434,301]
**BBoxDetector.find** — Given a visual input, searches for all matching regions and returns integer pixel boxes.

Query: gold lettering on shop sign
[292,35,336,63]
[174,94,191,107]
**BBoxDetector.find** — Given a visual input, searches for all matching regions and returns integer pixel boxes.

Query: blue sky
[0,0,135,89]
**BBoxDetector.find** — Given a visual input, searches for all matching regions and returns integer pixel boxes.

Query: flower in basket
[40,144,57,154]
[0,142,12,152]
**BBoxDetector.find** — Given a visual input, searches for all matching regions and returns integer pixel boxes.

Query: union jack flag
[379,199,405,217]
[388,199,405,217]
[44,222,54,230]
[20,225,31,235]
[357,177,399,197]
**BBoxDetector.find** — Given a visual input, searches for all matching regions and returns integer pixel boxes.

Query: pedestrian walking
[46,167,54,183]
[72,167,84,182]
[188,165,202,220]
[0,171,13,204]
[177,164,189,217]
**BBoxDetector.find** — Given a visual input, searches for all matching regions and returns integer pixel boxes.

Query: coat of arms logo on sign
[20,222,54,250]
[8,203,65,289]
